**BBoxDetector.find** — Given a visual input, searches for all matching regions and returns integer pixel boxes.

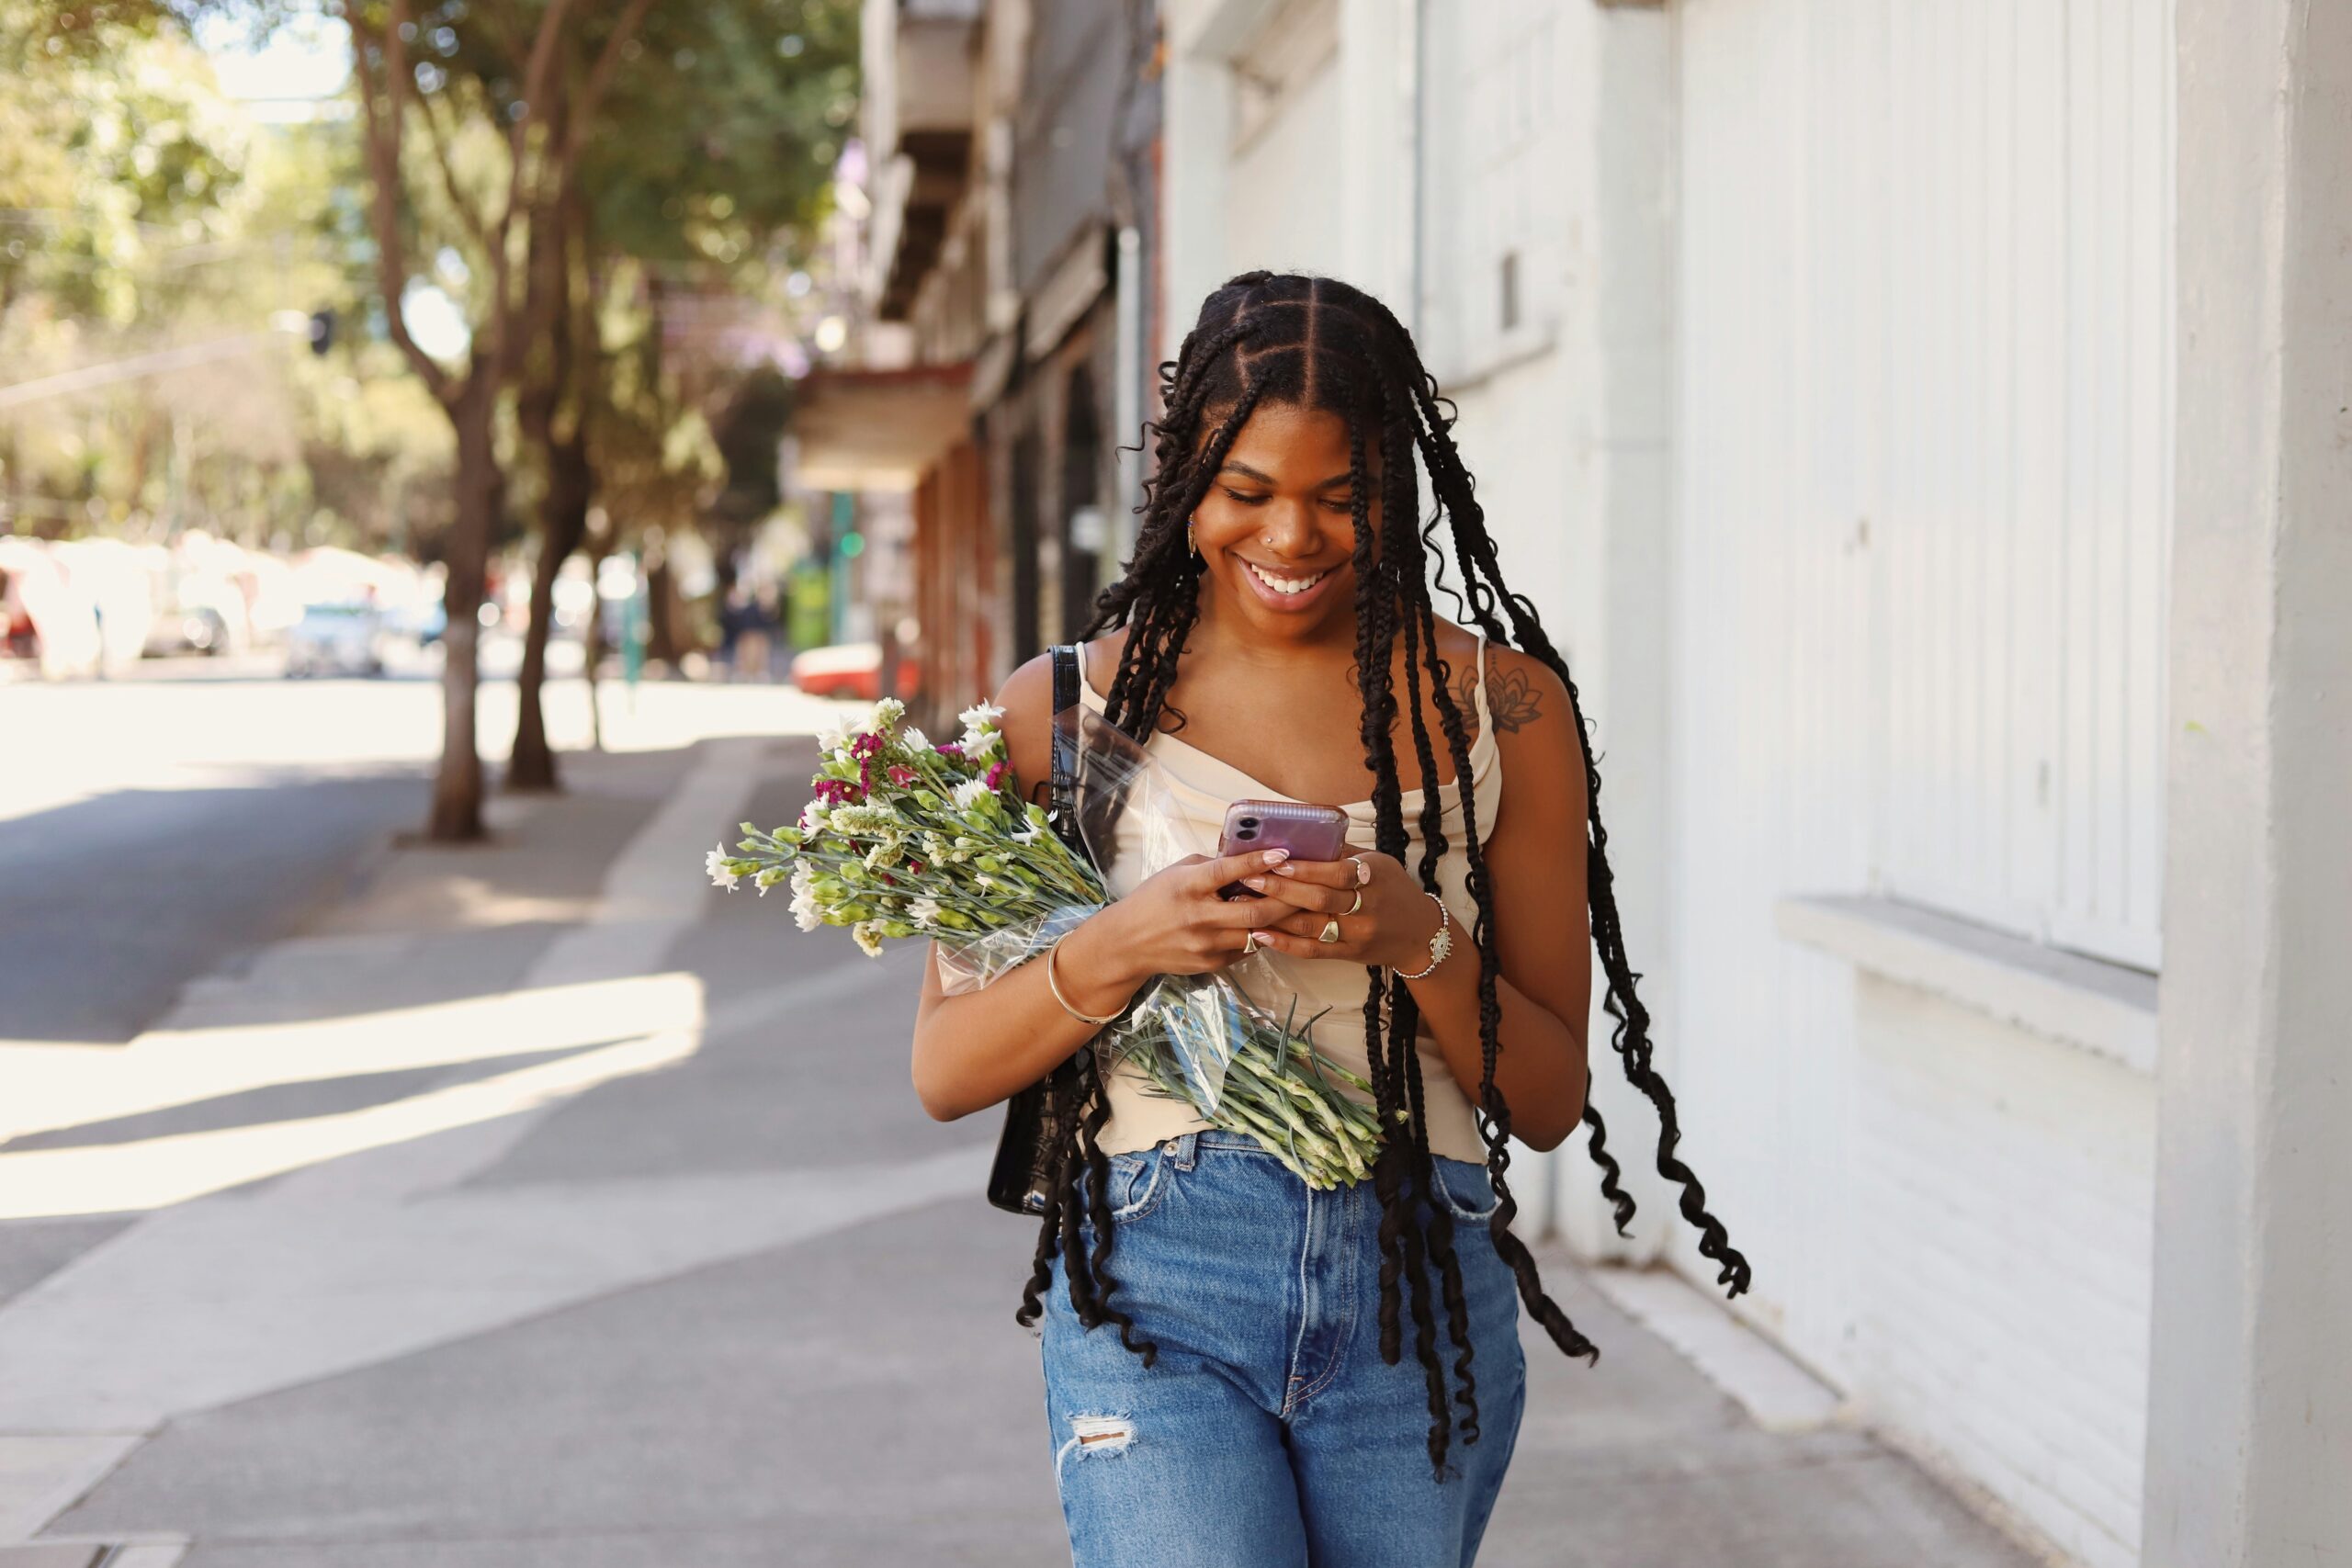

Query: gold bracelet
[1046,934,1124,1025]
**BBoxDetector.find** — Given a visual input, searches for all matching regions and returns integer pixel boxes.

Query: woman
[910,271,1749,1565]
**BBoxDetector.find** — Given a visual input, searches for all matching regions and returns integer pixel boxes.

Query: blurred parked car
[786,640,923,702]
[143,605,231,658]
[384,598,447,648]
[284,602,387,678]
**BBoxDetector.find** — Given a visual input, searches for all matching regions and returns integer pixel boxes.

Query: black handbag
[985,644,1095,1216]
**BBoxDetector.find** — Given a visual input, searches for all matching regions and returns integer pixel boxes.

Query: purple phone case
[1217,798,1351,898]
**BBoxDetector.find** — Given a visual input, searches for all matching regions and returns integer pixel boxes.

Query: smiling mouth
[1243,560,1336,597]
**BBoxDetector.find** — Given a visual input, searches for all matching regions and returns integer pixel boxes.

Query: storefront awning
[788,362,972,490]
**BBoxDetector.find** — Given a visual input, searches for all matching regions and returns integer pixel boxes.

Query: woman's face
[1191,400,1381,643]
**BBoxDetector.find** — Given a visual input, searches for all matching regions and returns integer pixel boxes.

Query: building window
[1417,0,1558,385]
[1227,0,1339,156]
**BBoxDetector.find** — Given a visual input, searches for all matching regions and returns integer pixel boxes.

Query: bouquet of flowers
[706,697,1392,1190]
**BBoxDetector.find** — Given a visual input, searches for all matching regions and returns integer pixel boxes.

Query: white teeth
[1246,561,1329,596]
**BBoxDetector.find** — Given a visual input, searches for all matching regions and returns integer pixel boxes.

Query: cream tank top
[1073,637,1501,1166]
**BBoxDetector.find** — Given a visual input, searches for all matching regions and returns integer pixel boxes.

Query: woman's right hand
[1052,848,1297,1013]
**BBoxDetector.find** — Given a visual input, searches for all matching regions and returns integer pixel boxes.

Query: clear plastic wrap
[934,702,1268,1116]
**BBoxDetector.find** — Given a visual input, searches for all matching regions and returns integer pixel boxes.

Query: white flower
[951,779,993,812]
[860,697,907,736]
[799,798,831,832]
[1013,826,1043,845]
[788,863,822,931]
[901,726,931,752]
[816,720,848,752]
[706,846,741,891]
[909,896,944,928]
[958,700,1006,732]
[851,921,885,957]
[957,725,1002,761]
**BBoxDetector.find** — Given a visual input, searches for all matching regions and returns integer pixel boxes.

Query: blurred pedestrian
[909,272,1749,1564]
[735,585,776,682]
[715,583,752,682]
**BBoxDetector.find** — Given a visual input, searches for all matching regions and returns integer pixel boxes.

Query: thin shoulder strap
[1472,632,1494,736]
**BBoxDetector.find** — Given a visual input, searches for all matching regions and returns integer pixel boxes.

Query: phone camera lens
[1238,817,1260,829]
[1238,827,1257,840]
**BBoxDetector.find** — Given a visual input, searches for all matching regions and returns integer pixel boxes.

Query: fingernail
[1243,876,1268,891]
[1272,863,1297,876]
[1263,848,1290,864]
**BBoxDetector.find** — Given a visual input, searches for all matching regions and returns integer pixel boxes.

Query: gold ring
[1318,917,1342,944]
[1345,887,1364,916]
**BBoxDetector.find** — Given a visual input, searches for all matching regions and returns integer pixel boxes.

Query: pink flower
[888,765,918,787]
[984,761,1009,792]
[934,741,965,758]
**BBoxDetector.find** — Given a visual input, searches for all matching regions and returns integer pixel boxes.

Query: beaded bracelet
[1393,893,1454,981]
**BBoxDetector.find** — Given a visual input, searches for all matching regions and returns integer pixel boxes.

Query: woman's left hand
[1235,851,1443,972]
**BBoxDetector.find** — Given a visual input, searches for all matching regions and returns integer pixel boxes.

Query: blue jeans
[1039,1130,1528,1566]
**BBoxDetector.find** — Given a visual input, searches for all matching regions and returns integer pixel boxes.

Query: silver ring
[1345,887,1364,916]
[1317,917,1342,944]
[1349,855,1372,886]
[1243,931,1261,954]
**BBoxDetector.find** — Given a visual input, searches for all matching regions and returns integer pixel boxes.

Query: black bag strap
[1047,644,1082,854]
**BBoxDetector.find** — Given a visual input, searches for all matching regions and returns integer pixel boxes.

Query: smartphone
[1216,798,1352,899]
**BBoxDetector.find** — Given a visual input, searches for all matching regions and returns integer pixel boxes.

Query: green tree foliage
[0,0,247,323]
[582,1,855,273]
[1,1,448,547]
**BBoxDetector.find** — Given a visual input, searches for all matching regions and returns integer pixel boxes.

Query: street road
[3,661,436,1044]
[0,655,830,1047]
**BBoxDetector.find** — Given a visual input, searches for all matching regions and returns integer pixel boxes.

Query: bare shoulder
[1428,622,1566,742]
[993,652,1057,807]
[1078,626,1131,701]
[1480,644,1568,739]
[999,626,1134,796]
[1483,644,1586,818]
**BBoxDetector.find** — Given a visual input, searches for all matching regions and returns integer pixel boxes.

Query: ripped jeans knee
[1054,1411,1136,1482]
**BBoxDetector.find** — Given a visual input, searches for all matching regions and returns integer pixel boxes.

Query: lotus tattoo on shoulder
[1449,659,1544,735]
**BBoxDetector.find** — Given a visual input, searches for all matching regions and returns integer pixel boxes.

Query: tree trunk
[582,533,608,753]
[427,374,500,841]
[508,169,593,794]
[508,431,590,791]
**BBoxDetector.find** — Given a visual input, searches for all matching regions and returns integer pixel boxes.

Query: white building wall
[1672,1,2171,1563]
[1222,44,1348,277]
[1854,981,2156,1564]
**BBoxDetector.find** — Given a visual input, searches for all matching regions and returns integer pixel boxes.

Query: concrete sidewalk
[0,736,2054,1566]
